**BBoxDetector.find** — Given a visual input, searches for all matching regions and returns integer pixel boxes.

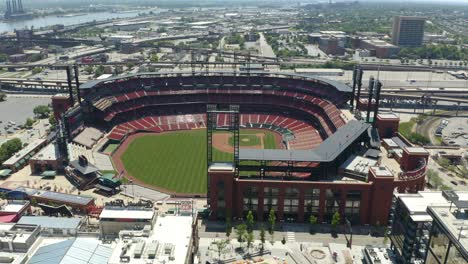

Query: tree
[33,105,51,119]
[150,54,159,63]
[281,236,286,244]
[24,118,34,128]
[84,65,94,74]
[246,232,254,252]
[94,65,105,77]
[427,169,442,188]
[49,113,56,130]
[259,225,266,250]
[437,157,451,168]
[32,67,42,74]
[246,210,255,233]
[0,138,22,164]
[235,224,247,246]
[309,215,318,233]
[268,209,276,235]
[331,211,341,229]
[0,92,6,102]
[0,53,8,62]
[212,239,228,262]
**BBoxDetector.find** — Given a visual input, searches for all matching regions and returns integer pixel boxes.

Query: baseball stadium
[55,70,429,225]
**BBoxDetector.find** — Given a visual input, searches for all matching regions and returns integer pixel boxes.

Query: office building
[392,16,425,47]
[389,191,468,264]
[425,191,468,263]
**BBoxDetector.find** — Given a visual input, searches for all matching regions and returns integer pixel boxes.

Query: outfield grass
[121,129,235,194]
[120,129,279,194]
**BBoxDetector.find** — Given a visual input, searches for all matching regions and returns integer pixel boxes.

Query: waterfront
[0,10,161,33]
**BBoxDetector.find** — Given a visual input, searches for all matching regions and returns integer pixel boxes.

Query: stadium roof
[80,71,351,93]
[29,238,113,264]
[18,216,82,229]
[239,120,371,162]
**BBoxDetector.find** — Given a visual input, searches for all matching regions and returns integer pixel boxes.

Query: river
[0,10,163,33]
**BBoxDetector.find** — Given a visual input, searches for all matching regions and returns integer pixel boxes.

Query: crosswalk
[286,232,295,242]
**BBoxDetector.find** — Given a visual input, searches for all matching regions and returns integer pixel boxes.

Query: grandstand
[55,71,429,225]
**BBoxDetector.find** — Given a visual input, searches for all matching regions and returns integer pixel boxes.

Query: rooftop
[3,138,46,166]
[99,207,154,220]
[427,193,468,258]
[31,189,94,206]
[396,191,457,222]
[108,215,193,264]
[17,216,83,230]
[31,143,59,161]
[28,237,113,264]
[79,71,352,93]
[371,166,393,178]
[239,120,371,162]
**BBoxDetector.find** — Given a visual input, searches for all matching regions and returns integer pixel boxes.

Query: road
[416,111,468,145]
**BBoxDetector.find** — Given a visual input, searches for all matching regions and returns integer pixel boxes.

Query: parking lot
[0,95,51,135]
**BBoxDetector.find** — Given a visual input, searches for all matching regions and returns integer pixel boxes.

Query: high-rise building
[392,16,426,47]
[389,191,468,264]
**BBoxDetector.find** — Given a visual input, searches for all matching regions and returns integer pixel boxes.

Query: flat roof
[239,120,371,162]
[109,215,193,264]
[371,166,393,177]
[3,138,46,166]
[396,192,454,222]
[0,201,29,214]
[99,207,154,220]
[79,71,352,93]
[31,143,59,161]
[17,216,82,229]
[377,113,400,120]
[405,147,429,155]
[428,201,468,257]
[340,155,377,175]
[29,237,113,264]
[32,189,94,206]
[208,162,235,172]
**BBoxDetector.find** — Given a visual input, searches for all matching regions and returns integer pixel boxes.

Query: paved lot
[0,95,51,134]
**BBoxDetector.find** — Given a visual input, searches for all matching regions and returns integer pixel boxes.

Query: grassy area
[398,119,416,138]
[103,143,119,153]
[227,129,278,148]
[121,129,238,194]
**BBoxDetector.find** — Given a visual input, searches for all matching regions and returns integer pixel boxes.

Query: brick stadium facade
[63,71,428,226]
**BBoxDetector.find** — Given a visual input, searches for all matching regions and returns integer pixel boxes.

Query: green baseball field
[120,129,278,194]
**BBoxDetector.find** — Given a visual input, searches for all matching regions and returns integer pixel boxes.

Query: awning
[41,171,57,178]
[0,214,17,223]
[0,169,12,177]
[95,184,113,192]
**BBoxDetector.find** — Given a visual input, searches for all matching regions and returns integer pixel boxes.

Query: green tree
[427,169,442,188]
[331,211,341,228]
[246,232,254,252]
[33,105,51,119]
[281,236,286,244]
[437,157,451,168]
[212,239,228,261]
[0,138,22,163]
[84,65,94,74]
[259,225,266,250]
[32,67,42,74]
[49,113,56,130]
[94,65,105,77]
[235,224,247,246]
[0,53,8,62]
[309,215,318,233]
[246,210,255,233]
[0,92,6,102]
[150,54,159,63]
[268,209,276,235]
[225,210,232,239]
[24,118,34,128]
